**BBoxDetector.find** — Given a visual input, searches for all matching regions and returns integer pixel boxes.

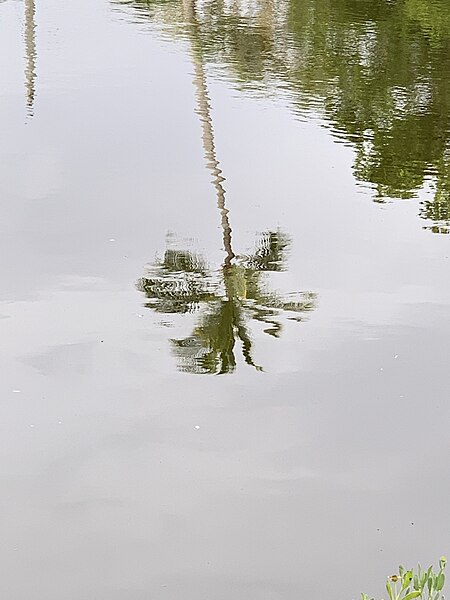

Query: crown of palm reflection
[137,231,316,374]
[135,0,315,374]
[115,0,450,234]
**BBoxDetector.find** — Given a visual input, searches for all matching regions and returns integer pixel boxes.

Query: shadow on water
[136,0,316,374]
[114,0,450,234]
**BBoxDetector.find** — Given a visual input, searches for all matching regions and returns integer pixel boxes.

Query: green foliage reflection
[115,0,450,233]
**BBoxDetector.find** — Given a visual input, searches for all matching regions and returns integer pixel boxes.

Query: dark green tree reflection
[115,0,450,233]
[137,232,316,374]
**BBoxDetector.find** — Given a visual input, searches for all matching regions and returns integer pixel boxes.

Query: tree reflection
[114,0,450,233]
[135,0,315,374]
[137,232,316,374]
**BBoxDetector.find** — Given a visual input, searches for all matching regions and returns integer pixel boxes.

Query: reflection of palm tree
[24,0,37,116]
[137,0,316,373]
[137,231,316,374]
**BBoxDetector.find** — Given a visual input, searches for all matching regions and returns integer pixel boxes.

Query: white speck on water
[380,367,384,371]
[394,354,399,359]
[58,421,62,425]
[29,424,35,428]
[194,425,200,430]
[13,390,21,393]
[136,314,144,318]
[108,238,116,242]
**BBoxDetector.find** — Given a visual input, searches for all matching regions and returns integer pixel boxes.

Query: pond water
[1,0,449,598]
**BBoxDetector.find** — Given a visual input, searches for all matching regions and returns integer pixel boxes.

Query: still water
[0,0,449,597]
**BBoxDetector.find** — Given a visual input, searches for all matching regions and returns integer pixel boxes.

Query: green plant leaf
[402,571,412,590]
[420,571,427,588]
[402,592,421,600]
[386,581,394,600]
[360,557,446,600]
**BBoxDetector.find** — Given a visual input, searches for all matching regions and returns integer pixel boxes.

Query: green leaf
[402,592,421,600]
[403,571,413,588]
[440,557,447,571]
[436,573,445,591]
[399,566,405,577]
[420,572,427,588]
[413,574,419,590]
[386,581,394,600]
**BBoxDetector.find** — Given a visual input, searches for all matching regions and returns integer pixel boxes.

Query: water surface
[0,0,449,598]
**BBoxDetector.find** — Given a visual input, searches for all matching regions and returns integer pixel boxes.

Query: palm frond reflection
[137,231,316,374]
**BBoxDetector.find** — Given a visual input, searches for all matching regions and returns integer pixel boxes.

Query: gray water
[0,0,449,598]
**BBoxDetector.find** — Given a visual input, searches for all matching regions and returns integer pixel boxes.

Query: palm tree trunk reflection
[182,0,235,266]
[24,0,37,116]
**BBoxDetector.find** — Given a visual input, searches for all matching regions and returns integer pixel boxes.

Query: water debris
[194,425,200,430]
[108,238,116,242]
[13,390,21,393]
[394,354,399,359]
